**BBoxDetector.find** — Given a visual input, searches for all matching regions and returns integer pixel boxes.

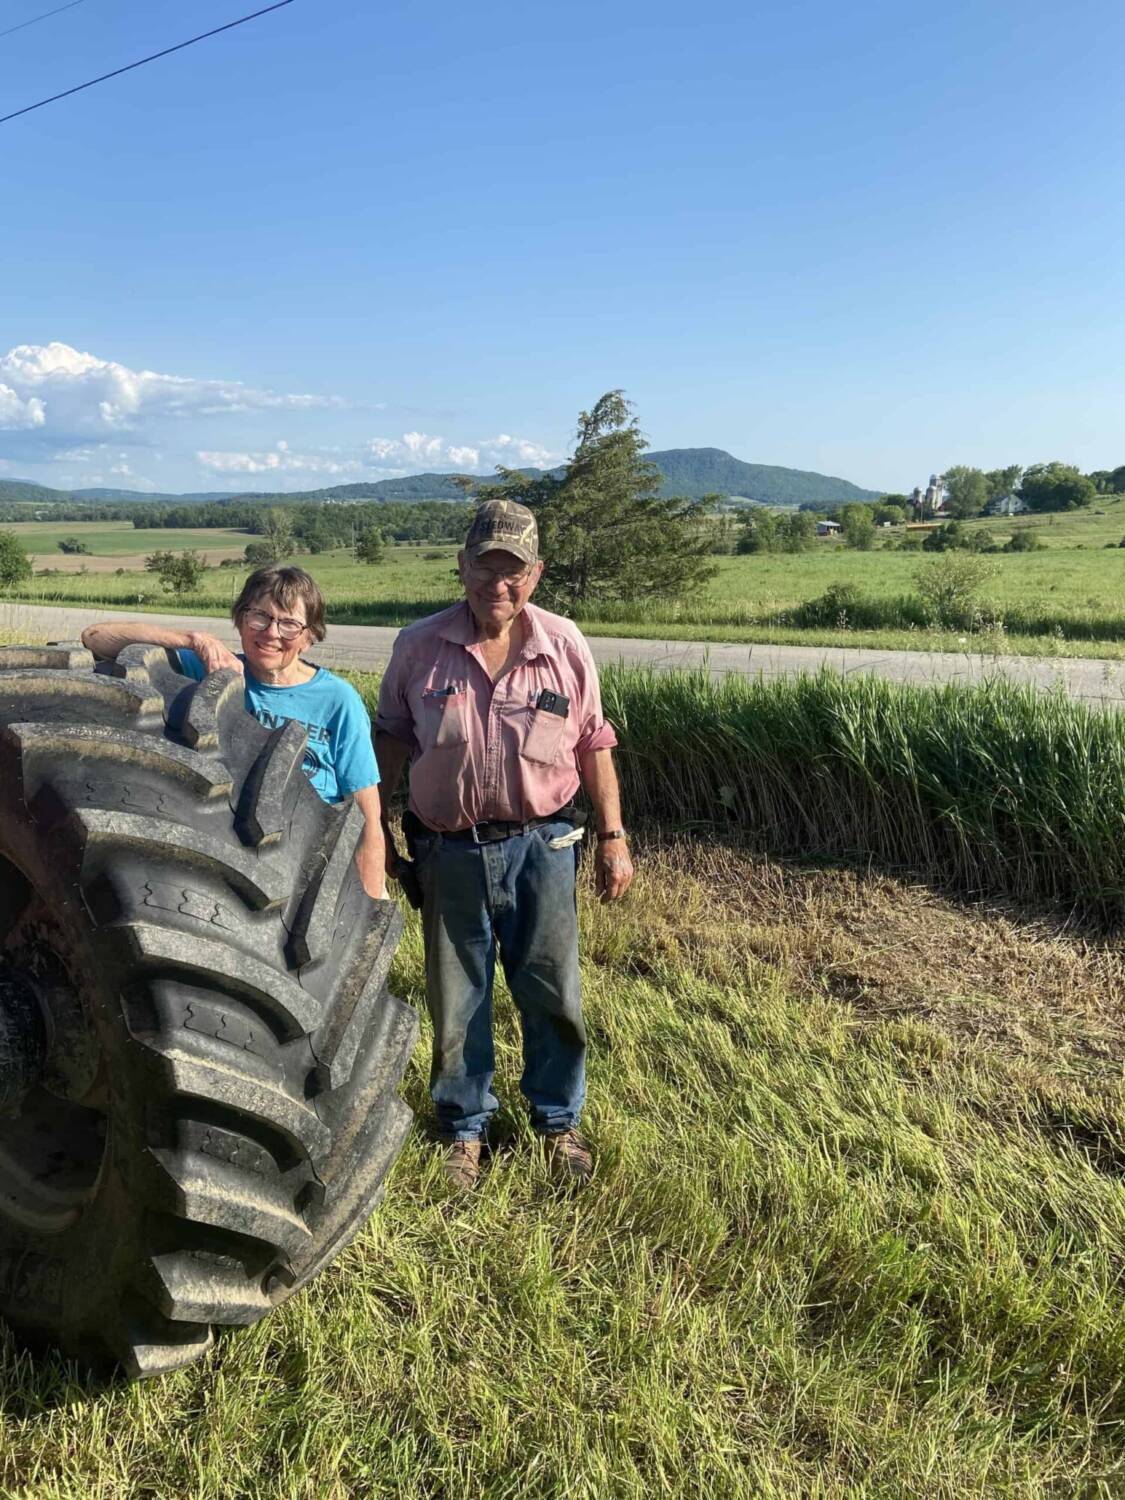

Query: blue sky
[1,0,1123,494]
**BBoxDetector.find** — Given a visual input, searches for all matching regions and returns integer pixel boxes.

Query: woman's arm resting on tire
[352,784,387,900]
[80,621,241,673]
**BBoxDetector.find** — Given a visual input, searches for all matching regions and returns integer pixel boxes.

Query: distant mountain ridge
[76,487,236,503]
[0,449,881,509]
[643,449,880,504]
[0,480,235,505]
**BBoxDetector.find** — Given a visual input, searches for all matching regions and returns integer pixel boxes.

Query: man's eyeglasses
[465,561,535,587]
[242,608,307,641]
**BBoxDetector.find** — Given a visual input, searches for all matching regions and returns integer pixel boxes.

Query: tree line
[896,461,1124,520]
[732,458,1124,555]
[0,497,476,543]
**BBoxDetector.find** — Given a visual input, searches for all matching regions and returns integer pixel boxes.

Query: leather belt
[442,811,565,844]
[405,804,581,846]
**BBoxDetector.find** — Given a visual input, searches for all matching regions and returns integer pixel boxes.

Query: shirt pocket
[519,705,567,766]
[422,683,471,750]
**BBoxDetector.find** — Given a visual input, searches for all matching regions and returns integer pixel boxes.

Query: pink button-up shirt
[375,601,618,832]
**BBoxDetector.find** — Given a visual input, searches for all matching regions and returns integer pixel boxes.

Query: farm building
[911,473,949,520]
[988,493,1028,516]
[816,520,841,536]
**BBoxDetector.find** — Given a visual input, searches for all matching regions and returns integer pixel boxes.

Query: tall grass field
[598,666,1125,921]
[361,663,1125,923]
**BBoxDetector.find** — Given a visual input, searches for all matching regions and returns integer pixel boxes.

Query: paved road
[3,601,1124,707]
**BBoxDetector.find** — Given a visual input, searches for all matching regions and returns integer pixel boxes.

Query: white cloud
[0,342,347,437]
[480,433,556,468]
[2,341,560,491]
[401,431,445,462]
[197,441,363,478]
[364,431,557,474]
[0,381,46,429]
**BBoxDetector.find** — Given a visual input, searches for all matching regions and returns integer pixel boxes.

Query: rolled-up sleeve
[374,639,419,749]
[571,640,618,757]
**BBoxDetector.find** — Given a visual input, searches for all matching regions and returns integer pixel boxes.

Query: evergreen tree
[467,391,715,612]
[354,526,386,564]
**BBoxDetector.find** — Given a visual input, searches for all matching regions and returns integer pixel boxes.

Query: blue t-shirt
[176,651,379,805]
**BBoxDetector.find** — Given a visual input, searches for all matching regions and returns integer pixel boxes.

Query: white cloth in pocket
[547,826,585,850]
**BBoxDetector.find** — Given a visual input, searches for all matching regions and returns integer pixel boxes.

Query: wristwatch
[597,829,627,842]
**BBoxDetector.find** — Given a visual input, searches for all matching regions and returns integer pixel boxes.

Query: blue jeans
[412,819,586,1141]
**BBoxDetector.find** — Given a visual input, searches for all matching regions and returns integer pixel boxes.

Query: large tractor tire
[0,641,417,1377]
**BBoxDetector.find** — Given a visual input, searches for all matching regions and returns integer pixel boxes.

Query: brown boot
[441,1138,483,1192]
[541,1128,594,1186]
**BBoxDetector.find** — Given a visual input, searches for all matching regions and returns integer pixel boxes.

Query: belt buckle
[472,821,516,845]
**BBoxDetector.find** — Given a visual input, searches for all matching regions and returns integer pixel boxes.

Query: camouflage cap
[464,499,539,565]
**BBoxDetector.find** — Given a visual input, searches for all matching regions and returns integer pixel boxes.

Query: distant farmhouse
[816,519,841,536]
[988,493,1028,516]
[910,473,948,520]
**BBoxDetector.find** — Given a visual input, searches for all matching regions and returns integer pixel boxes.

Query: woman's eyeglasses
[242,608,307,641]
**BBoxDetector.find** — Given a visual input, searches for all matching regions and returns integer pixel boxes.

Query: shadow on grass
[0,1329,127,1416]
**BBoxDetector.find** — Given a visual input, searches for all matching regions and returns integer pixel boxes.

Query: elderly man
[374,499,633,1189]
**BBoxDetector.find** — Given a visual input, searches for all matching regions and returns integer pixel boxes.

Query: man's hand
[594,838,634,901]
[187,631,243,675]
[578,746,632,901]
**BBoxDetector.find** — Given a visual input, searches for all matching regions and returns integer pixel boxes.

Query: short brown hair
[232,565,327,642]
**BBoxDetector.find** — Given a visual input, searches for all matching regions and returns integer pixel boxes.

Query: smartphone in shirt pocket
[521,687,570,766]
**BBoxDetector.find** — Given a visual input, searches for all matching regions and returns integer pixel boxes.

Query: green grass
[2,845,1123,1497]
[7,521,253,555]
[7,504,1125,653]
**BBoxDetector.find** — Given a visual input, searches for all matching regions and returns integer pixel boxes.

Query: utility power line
[0,0,294,126]
[0,0,85,44]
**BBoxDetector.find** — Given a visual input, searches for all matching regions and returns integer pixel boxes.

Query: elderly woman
[80,564,384,897]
